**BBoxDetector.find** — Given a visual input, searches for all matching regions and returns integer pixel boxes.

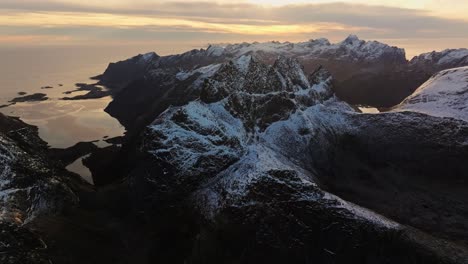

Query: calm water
[358,106,381,114]
[0,45,169,182]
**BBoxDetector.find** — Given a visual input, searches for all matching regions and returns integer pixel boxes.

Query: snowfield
[394,66,468,123]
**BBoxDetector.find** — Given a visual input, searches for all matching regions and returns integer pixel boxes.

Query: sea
[0,45,175,183]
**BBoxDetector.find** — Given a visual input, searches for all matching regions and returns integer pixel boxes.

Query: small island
[62,83,110,100]
[9,93,48,103]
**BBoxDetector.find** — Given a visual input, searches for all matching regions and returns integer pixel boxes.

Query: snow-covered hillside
[410,49,468,69]
[140,55,412,232]
[394,66,468,122]
[0,115,78,224]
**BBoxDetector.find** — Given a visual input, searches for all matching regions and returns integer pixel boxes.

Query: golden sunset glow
[0,0,467,57]
[0,11,366,35]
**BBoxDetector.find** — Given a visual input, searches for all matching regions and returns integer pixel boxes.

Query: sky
[0,0,467,58]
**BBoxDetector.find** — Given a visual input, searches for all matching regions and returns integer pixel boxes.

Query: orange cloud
[0,11,366,36]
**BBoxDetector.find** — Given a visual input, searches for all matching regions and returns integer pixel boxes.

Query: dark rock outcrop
[9,93,48,103]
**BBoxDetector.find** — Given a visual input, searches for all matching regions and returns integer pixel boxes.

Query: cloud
[0,0,466,54]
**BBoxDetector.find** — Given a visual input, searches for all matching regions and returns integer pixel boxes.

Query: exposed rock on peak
[341,34,361,45]
[206,45,225,57]
[308,65,334,99]
[199,56,333,109]
[138,52,159,64]
[100,52,161,90]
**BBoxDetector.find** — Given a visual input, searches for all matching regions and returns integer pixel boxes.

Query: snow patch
[437,49,468,65]
[139,52,156,64]
[233,55,252,74]
[323,192,401,229]
[147,100,247,174]
[176,63,222,81]
[206,45,225,57]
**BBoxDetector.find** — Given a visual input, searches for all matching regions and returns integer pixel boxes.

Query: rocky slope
[0,114,82,263]
[119,55,468,263]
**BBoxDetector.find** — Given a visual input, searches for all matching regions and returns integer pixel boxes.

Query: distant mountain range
[99,35,468,129]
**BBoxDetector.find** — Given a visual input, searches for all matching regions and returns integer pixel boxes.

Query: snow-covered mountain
[142,55,343,188]
[99,35,468,117]
[118,54,468,262]
[82,36,468,262]
[4,34,468,263]
[410,49,468,71]
[205,34,406,64]
[394,66,468,122]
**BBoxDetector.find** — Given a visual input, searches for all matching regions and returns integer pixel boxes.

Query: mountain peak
[342,34,361,45]
[139,52,159,63]
[206,45,225,57]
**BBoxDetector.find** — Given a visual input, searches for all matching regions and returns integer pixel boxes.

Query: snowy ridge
[146,100,247,177]
[394,66,468,122]
[323,192,400,229]
[139,52,158,64]
[176,63,222,81]
[194,143,320,219]
[204,35,405,63]
[194,99,359,220]
[411,49,468,67]
[198,55,335,105]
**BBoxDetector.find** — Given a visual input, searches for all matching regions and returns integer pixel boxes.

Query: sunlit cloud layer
[0,11,367,35]
[0,0,467,57]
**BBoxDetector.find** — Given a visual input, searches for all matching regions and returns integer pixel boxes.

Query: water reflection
[0,99,124,149]
[66,155,93,185]
[0,46,139,183]
[358,106,381,114]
